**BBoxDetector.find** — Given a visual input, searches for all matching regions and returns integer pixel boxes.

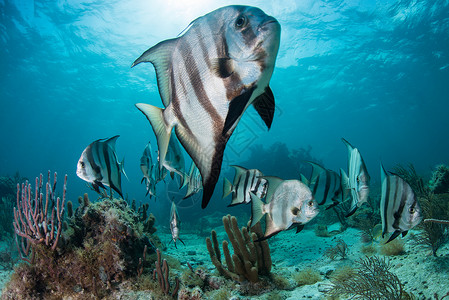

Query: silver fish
[223,165,267,206]
[250,177,319,240]
[340,138,370,217]
[183,161,203,199]
[380,164,422,243]
[306,161,341,209]
[76,135,127,198]
[170,201,184,248]
[133,5,281,208]
[140,142,157,198]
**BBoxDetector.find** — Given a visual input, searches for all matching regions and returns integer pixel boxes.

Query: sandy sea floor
[1,222,449,299]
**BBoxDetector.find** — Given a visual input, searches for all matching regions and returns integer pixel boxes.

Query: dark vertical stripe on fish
[383,175,391,236]
[86,145,102,178]
[179,39,222,131]
[322,171,331,206]
[393,180,408,229]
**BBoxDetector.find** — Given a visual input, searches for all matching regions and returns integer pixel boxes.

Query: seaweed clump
[2,192,165,299]
[327,256,415,299]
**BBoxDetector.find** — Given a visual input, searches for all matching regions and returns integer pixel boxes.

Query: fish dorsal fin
[305,161,326,184]
[132,38,178,107]
[223,86,256,135]
[105,135,120,150]
[262,176,284,203]
[231,165,247,179]
[299,173,310,186]
[380,163,388,184]
[211,58,235,78]
[341,138,355,165]
[252,86,275,130]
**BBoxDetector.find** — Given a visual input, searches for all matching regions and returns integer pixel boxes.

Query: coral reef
[206,215,271,283]
[2,181,166,299]
[429,164,449,194]
[327,256,414,299]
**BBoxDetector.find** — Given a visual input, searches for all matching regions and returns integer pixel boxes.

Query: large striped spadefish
[133,5,281,208]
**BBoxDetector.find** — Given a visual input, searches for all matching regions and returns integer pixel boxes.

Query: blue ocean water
[1,0,448,224]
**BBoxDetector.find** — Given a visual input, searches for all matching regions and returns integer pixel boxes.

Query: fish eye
[291,207,300,215]
[308,201,314,207]
[409,207,415,214]
[80,161,85,168]
[235,15,247,28]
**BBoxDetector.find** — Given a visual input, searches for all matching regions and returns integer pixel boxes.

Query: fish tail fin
[222,178,233,199]
[135,103,172,170]
[250,192,265,228]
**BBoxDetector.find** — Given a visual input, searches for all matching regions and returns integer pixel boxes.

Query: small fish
[340,138,370,217]
[76,135,127,198]
[169,201,185,248]
[133,5,281,209]
[305,161,342,209]
[183,161,203,199]
[140,142,157,198]
[164,135,186,187]
[250,177,319,240]
[223,165,267,206]
[380,164,422,243]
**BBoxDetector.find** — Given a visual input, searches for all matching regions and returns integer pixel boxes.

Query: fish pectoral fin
[211,58,235,78]
[135,103,172,171]
[295,224,305,234]
[252,86,275,129]
[132,38,177,107]
[401,230,408,237]
[223,86,256,135]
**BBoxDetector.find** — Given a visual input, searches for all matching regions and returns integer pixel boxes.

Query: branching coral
[153,248,179,297]
[416,193,449,256]
[3,191,165,299]
[324,239,349,260]
[429,164,449,194]
[327,256,413,299]
[206,215,271,283]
